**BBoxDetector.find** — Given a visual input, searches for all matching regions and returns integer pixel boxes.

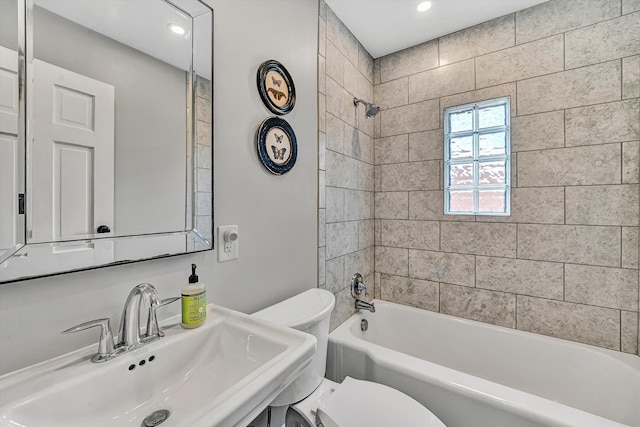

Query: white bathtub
[326,300,640,427]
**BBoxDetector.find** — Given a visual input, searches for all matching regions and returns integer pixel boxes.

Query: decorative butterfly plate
[257,59,296,115]
[256,117,297,175]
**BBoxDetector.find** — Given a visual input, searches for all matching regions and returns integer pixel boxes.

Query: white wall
[0,0,318,375]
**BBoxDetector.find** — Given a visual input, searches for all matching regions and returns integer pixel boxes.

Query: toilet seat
[291,377,446,427]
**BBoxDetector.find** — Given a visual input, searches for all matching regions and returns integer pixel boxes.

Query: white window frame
[444,97,511,216]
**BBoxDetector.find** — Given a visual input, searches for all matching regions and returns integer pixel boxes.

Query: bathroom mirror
[0,0,213,283]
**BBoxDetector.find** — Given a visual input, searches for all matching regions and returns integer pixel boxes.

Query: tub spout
[355,299,375,313]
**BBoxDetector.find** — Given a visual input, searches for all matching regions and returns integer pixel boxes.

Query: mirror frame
[0,0,214,284]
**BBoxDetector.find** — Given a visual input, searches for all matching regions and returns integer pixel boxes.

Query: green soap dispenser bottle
[181,264,206,328]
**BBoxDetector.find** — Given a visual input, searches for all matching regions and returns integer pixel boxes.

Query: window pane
[450,135,473,160]
[479,161,506,184]
[479,132,506,157]
[449,109,473,133]
[479,104,506,128]
[479,189,506,213]
[449,163,473,186]
[449,190,473,212]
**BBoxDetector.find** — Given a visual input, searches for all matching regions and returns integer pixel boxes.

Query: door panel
[30,59,114,243]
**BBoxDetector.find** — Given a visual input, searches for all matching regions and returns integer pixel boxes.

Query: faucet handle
[62,318,115,363]
[145,297,180,339]
[350,273,369,297]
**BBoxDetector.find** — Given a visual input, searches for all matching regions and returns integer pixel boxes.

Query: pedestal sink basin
[0,304,316,427]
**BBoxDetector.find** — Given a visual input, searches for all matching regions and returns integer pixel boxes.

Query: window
[444,97,510,215]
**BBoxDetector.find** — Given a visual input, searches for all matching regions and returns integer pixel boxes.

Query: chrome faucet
[350,273,375,313]
[63,283,179,362]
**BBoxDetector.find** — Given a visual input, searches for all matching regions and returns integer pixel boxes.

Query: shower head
[354,98,380,118]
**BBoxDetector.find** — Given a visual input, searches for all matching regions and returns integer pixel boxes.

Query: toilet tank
[252,288,335,405]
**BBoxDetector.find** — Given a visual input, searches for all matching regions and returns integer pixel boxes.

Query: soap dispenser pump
[181,264,206,328]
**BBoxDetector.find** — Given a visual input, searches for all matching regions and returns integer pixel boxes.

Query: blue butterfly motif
[271,145,286,160]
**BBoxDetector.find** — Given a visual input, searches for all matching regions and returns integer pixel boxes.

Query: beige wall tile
[326,41,344,86]
[326,113,345,153]
[344,59,373,103]
[359,219,375,249]
[566,184,639,226]
[621,311,639,354]
[326,187,344,223]
[329,286,356,332]
[374,165,381,192]
[515,0,620,44]
[476,256,563,299]
[624,0,640,13]
[319,209,326,248]
[476,35,564,88]
[380,161,440,191]
[622,227,639,269]
[375,192,409,219]
[409,59,476,103]
[409,190,475,222]
[409,249,475,287]
[623,56,640,99]
[518,224,621,266]
[375,246,409,275]
[319,131,326,171]
[318,93,326,133]
[319,171,326,210]
[344,190,374,221]
[441,284,516,328]
[375,135,408,165]
[476,187,565,224]
[326,150,360,189]
[517,296,621,350]
[318,248,326,286]
[441,222,517,258]
[326,256,345,294]
[326,221,359,259]
[378,40,439,83]
[326,77,354,120]
[318,15,326,57]
[511,111,564,152]
[380,220,440,251]
[318,55,325,96]
[345,127,373,164]
[565,13,640,69]
[517,61,621,115]
[518,144,621,187]
[360,162,375,192]
[565,264,638,311]
[381,99,440,137]
[374,78,408,110]
[439,14,515,65]
[380,274,439,312]
[358,45,373,83]
[565,99,640,147]
[440,83,517,125]
[408,130,444,161]
[326,6,358,65]
[344,247,374,278]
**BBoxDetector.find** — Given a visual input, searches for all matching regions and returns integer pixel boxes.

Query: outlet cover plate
[218,225,238,262]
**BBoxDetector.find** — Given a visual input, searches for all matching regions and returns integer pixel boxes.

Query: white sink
[0,304,316,427]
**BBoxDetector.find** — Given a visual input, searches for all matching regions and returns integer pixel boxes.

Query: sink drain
[142,409,170,427]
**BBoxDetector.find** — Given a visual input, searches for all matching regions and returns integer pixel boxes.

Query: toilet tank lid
[252,288,335,330]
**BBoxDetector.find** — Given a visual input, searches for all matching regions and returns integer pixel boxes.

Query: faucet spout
[355,299,375,313]
[117,283,161,349]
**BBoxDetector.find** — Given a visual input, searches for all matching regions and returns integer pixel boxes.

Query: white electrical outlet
[218,225,239,262]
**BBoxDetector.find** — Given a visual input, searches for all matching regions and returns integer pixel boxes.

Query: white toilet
[252,288,446,427]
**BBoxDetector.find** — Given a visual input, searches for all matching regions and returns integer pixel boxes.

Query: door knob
[97,225,111,233]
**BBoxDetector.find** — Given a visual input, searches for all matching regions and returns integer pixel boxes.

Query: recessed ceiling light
[168,24,186,35]
[417,1,432,12]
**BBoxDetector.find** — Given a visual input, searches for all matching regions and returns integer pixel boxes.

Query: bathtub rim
[328,299,640,427]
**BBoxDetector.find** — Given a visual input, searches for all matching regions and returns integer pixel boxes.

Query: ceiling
[324,0,549,58]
